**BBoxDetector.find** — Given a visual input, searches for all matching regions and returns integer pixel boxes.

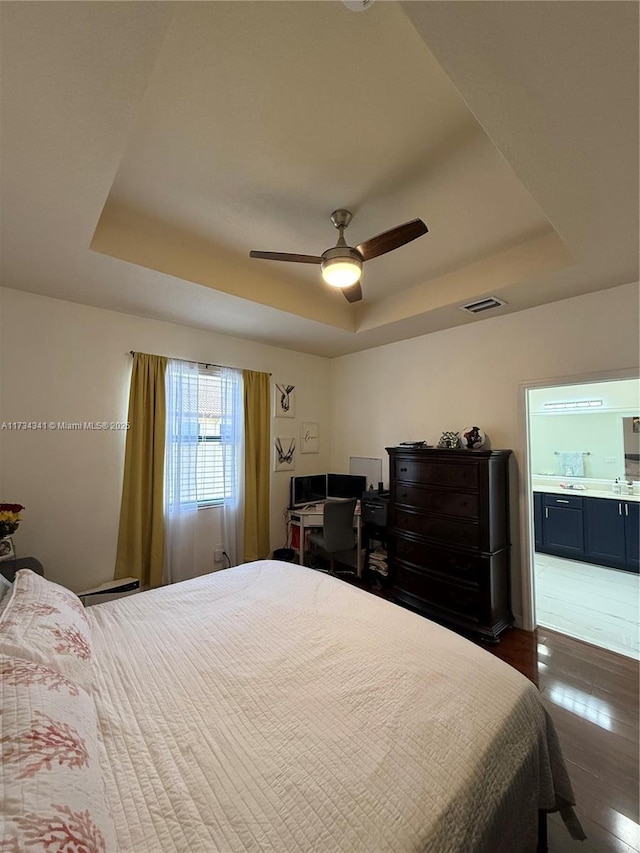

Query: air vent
[343,0,375,10]
[460,297,506,314]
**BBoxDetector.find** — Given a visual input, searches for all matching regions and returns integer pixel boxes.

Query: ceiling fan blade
[356,219,428,262]
[342,282,362,303]
[249,251,322,265]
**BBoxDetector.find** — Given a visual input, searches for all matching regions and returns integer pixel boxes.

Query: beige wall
[328,282,640,625]
[2,282,638,622]
[0,288,332,592]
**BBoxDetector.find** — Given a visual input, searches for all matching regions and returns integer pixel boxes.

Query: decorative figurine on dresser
[386,446,513,642]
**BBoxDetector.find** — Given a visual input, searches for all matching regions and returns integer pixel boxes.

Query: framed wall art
[274,436,296,472]
[300,422,319,454]
[274,383,295,418]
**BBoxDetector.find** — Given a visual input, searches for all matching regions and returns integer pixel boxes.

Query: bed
[1,562,581,852]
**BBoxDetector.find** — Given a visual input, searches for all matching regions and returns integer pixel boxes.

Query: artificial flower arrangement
[0,503,25,539]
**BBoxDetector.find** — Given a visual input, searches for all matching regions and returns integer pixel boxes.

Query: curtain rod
[129,351,271,375]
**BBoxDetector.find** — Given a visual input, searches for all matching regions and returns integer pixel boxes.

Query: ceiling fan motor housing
[321,246,362,264]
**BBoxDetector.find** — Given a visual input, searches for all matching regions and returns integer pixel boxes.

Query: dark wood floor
[347,574,639,853]
[486,625,639,853]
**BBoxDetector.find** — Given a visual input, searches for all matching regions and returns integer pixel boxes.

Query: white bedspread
[87,561,574,853]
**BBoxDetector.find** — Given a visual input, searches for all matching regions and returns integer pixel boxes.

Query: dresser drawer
[393,458,478,490]
[394,562,481,622]
[393,507,480,549]
[394,484,479,519]
[394,536,483,585]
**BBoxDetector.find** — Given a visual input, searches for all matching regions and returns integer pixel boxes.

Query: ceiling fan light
[322,259,361,288]
[321,250,362,288]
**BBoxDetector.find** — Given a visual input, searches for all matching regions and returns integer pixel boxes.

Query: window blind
[197,368,225,503]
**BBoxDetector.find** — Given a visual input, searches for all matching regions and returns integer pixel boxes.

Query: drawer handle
[556,499,570,504]
[400,467,408,472]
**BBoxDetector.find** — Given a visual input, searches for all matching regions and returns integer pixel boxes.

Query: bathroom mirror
[529,378,640,481]
[529,409,638,479]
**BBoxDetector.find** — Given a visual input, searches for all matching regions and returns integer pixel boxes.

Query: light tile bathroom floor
[535,553,640,660]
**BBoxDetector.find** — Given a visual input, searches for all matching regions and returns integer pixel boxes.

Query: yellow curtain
[243,370,271,561]
[114,353,168,587]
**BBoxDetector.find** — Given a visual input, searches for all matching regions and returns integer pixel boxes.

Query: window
[165,362,242,509]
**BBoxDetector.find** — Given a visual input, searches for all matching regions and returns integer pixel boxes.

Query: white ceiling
[1,1,637,357]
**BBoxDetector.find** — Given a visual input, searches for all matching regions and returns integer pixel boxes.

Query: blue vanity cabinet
[541,494,584,556]
[624,502,639,570]
[534,490,639,571]
[584,497,626,564]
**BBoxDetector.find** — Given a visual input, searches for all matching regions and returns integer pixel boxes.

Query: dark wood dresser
[386,446,513,641]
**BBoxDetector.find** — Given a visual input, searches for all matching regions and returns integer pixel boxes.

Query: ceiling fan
[249,209,428,303]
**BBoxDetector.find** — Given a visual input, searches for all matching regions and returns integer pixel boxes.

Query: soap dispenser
[612,478,622,494]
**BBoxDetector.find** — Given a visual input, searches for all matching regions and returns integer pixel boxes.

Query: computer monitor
[290,474,327,508]
[326,473,367,501]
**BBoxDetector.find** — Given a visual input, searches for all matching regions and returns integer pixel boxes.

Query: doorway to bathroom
[526,376,640,660]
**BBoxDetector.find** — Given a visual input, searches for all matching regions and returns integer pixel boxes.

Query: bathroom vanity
[533,485,639,573]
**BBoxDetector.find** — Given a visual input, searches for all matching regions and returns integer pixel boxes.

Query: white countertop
[533,484,640,502]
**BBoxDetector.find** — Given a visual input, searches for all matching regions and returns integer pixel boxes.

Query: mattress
[86,561,575,853]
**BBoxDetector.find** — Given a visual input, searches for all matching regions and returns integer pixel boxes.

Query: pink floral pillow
[0,570,93,693]
[0,653,117,852]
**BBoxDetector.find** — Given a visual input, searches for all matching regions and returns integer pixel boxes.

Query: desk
[287,503,363,577]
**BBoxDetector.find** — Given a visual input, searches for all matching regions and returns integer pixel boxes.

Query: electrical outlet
[214,545,224,562]
[605,457,616,464]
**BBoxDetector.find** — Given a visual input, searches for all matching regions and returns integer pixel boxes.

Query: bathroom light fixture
[321,249,362,288]
[543,399,603,410]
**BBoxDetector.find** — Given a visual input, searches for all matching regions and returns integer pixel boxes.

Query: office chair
[307,498,358,575]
